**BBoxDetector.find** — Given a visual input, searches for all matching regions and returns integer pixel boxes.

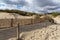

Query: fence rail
[0,18,42,28]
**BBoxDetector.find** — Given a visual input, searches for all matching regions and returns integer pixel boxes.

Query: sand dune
[6,21,60,40]
[0,13,60,40]
[20,23,60,40]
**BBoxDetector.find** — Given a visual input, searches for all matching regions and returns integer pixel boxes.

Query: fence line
[0,18,41,28]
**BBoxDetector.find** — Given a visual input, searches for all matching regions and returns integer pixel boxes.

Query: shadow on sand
[20,22,53,32]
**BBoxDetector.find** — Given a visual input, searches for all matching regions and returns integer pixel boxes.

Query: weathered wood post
[11,19,13,27]
[17,23,23,40]
[17,23,20,40]
[11,13,21,40]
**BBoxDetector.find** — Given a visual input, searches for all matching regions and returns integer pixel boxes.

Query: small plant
[35,15,40,19]
[45,16,54,23]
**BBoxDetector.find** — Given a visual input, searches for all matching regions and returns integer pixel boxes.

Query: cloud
[52,0,60,4]
[20,0,60,13]
[3,0,27,6]
[0,3,17,10]
[24,0,60,13]
[0,0,25,10]
[0,0,60,13]
[32,0,57,7]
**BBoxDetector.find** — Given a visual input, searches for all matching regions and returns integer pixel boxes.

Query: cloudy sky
[0,0,60,13]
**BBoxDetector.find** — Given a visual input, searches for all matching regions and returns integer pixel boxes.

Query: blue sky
[0,0,60,13]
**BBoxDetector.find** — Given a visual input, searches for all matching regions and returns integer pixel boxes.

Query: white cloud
[21,0,60,13]
[9,0,19,2]
[52,0,60,4]
[0,0,60,13]
[0,3,17,10]
[25,0,33,4]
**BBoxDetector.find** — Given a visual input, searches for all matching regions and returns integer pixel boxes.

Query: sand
[53,15,60,24]
[0,21,60,40]
[0,12,33,19]
[0,12,60,40]
[20,22,60,40]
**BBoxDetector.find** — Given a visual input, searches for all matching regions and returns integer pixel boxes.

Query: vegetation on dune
[0,10,38,16]
[34,14,41,19]
[0,9,60,18]
[51,12,60,17]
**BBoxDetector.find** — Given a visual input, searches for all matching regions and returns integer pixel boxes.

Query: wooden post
[11,19,13,27]
[17,23,22,40]
[11,13,22,40]
[17,23,19,40]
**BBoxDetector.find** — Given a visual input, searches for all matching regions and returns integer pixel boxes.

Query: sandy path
[0,27,17,40]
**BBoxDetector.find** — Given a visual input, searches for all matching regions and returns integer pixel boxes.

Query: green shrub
[51,12,60,17]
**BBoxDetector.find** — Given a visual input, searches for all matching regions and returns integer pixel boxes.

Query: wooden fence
[0,18,42,28]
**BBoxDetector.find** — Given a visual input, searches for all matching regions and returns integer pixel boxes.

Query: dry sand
[19,22,60,40]
[0,12,60,40]
[8,21,60,40]
[0,12,33,19]
[53,15,60,24]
